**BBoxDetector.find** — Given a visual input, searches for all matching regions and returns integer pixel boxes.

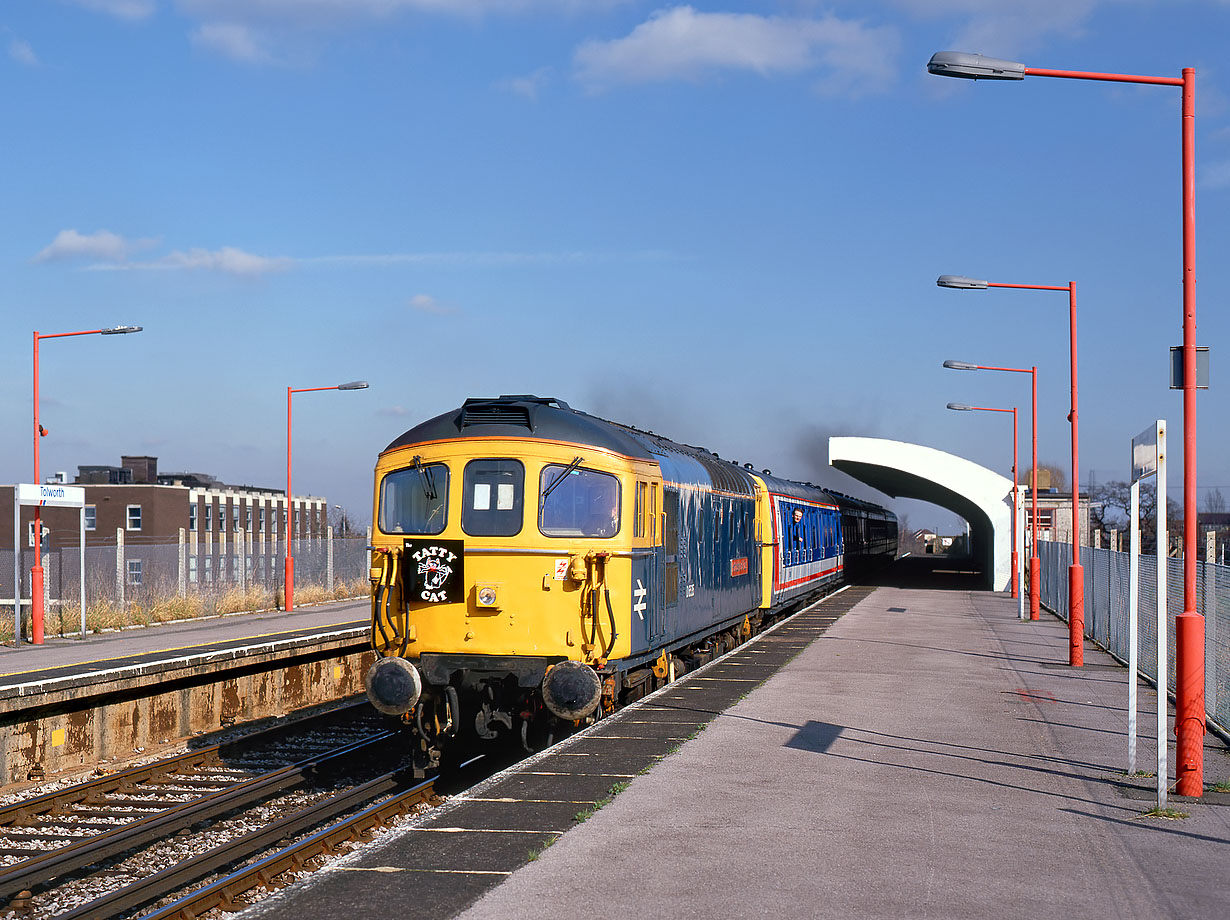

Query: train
[364,395,897,771]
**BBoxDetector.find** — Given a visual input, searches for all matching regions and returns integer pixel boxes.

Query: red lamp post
[928,51,1204,795]
[948,401,1019,604]
[284,381,368,613]
[940,275,1083,664]
[30,325,142,645]
[945,360,1039,619]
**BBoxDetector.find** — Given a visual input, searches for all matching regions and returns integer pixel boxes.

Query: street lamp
[945,359,1039,620]
[285,381,368,612]
[940,274,1084,665]
[947,401,1021,613]
[30,325,142,645]
[928,49,1205,797]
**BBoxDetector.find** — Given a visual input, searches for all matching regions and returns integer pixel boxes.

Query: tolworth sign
[16,483,85,508]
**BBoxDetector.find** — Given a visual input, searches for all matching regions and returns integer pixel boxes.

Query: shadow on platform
[860,555,985,590]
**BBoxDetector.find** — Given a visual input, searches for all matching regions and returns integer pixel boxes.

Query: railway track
[0,701,439,919]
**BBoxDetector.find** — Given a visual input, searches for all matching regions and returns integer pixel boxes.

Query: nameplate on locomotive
[403,539,465,603]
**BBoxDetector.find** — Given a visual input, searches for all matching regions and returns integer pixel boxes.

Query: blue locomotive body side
[624,436,761,656]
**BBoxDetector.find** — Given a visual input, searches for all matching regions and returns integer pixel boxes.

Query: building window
[205,502,212,531]
[295,507,301,536]
[260,507,266,531]
[246,506,253,532]
[234,502,241,532]
[85,506,97,531]
[204,556,213,585]
[188,556,198,584]
[189,504,197,532]
[221,503,228,533]
[127,505,142,531]
[127,559,143,586]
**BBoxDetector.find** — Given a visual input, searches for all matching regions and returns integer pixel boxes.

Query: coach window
[380,463,449,535]
[540,465,620,538]
[462,459,524,536]
[634,481,647,538]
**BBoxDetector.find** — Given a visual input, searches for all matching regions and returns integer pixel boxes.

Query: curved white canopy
[829,437,1016,591]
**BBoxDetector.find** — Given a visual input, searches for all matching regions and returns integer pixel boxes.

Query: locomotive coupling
[541,660,603,720]
[364,657,422,715]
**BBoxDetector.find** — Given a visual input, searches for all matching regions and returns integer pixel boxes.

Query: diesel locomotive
[364,395,896,770]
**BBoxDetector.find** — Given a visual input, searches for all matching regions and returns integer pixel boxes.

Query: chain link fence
[1038,539,1229,734]
[1,533,371,642]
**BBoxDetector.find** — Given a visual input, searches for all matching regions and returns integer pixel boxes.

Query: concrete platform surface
[0,598,368,686]
[454,586,1230,920]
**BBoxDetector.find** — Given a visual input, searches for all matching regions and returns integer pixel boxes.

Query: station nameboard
[1131,422,1164,485]
[15,483,86,508]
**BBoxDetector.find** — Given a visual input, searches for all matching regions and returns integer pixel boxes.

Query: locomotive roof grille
[457,395,572,431]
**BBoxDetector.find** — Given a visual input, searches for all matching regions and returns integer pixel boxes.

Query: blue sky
[3,1,1229,533]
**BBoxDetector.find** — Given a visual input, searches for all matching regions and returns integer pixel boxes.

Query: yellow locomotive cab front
[365,413,662,764]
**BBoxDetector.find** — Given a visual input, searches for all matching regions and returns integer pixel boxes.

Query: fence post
[116,528,125,612]
[327,526,334,595]
[237,528,247,593]
[178,528,187,597]
[220,526,228,584]
[41,552,50,627]
[1207,529,1218,721]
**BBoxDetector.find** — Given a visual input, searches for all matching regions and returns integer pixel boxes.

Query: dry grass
[0,577,370,643]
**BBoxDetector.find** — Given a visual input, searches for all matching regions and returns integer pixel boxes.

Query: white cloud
[69,0,158,21]
[8,38,39,66]
[409,293,455,314]
[34,228,156,263]
[122,246,294,276]
[190,22,273,63]
[302,249,671,267]
[498,66,553,100]
[378,405,414,417]
[573,6,899,95]
[178,1,621,24]
[40,235,669,278]
[879,0,1119,57]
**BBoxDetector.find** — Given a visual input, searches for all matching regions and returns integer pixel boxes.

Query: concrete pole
[327,525,334,595]
[116,527,125,612]
[178,528,187,598]
[1206,528,1218,721]
[237,528,245,592]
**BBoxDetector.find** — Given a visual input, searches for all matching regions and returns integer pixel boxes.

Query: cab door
[631,479,666,653]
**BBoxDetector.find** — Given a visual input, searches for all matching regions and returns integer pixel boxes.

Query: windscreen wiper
[540,456,583,509]
[410,455,437,500]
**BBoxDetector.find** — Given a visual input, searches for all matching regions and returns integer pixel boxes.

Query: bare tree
[1203,487,1226,514]
[1088,480,1181,554]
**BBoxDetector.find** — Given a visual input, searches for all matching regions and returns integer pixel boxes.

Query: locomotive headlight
[476,584,500,608]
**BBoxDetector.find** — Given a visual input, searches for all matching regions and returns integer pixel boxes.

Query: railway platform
[250,558,1229,920]
[0,599,371,785]
[0,599,367,688]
